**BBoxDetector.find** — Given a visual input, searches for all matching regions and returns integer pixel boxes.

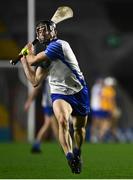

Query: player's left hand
[26,43,34,54]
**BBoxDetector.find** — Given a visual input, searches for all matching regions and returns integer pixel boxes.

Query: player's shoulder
[48,38,70,50]
[57,39,70,46]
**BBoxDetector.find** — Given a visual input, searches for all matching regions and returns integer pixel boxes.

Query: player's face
[36,25,51,43]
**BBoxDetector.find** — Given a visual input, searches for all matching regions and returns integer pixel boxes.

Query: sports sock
[33,141,40,149]
[73,147,81,157]
[66,152,74,161]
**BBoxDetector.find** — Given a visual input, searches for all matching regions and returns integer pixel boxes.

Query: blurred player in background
[24,78,58,153]
[98,76,120,142]
[90,77,104,143]
[90,76,121,143]
[20,20,90,174]
[102,77,121,142]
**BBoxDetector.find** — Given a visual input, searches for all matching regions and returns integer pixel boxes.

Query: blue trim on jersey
[45,40,86,86]
[45,40,64,60]
[51,85,90,116]
[42,106,53,116]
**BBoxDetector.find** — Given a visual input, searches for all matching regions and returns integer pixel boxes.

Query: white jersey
[91,84,102,110]
[44,39,86,95]
[41,78,52,107]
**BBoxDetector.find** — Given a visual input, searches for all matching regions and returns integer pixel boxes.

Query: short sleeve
[44,41,64,61]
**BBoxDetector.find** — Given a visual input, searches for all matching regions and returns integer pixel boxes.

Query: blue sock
[33,141,40,149]
[73,147,81,157]
[66,152,74,161]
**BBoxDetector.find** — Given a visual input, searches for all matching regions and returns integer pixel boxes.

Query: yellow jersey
[100,86,116,112]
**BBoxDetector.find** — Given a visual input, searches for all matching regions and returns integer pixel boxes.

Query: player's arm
[21,56,48,87]
[24,84,42,111]
[25,43,49,66]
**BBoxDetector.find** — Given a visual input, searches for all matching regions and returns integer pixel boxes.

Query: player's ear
[54,29,57,37]
[51,29,57,38]
[55,29,57,35]
[45,31,49,35]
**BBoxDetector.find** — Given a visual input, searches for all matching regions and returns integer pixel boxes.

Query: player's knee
[81,127,86,135]
[74,125,85,133]
[58,114,69,129]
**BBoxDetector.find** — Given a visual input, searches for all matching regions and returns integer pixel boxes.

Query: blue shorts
[42,106,53,116]
[51,86,90,116]
[91,110,111,119]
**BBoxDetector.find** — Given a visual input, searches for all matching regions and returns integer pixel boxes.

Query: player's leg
[31,114,51,153]
[53,99,72,153]
[99,118,111,142]
[90,117,100,143]
[110,109,121,141]
[36,114,52,140]
[90,110,105,143]
[72,115,88,172]
[50,115,58,140]
[53,99,76,173]
[73,116,88,148]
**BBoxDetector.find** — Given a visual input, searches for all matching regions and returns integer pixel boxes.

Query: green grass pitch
[0,142,133,179]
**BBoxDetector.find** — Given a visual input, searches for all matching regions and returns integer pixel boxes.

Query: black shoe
[67,158,81,174]
[31,147,42,153]
[74,155,82,174]
[67,158,77,173]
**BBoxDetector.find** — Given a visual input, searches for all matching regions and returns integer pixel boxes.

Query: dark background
[1,0,133,88]
[0,0,133,140]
